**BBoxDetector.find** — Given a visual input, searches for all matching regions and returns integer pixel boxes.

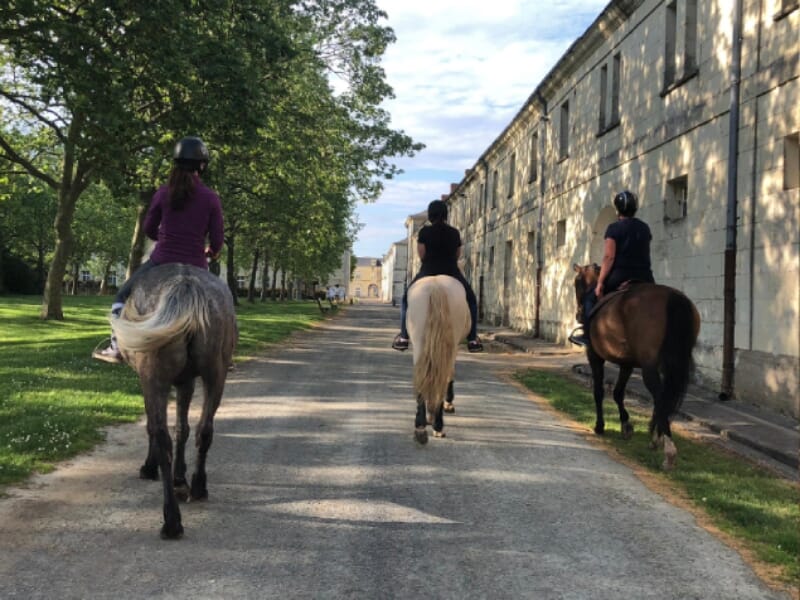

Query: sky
[352,0,609,259]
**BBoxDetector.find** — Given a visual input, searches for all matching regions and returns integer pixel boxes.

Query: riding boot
[92,307,123,364]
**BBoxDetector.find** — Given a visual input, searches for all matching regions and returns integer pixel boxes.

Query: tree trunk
[270,262,279,300]
[99,259,113,295]
[71,262,79,296]
[0,230,5,294]
[260,247,270,302]
[36,243,46,294]
[41,188,79,319]
[125,190,153,279]
[280,269,287,301]
[225,237,238,306]
[247,248,260,303]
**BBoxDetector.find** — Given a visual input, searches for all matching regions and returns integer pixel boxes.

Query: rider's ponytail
[168,168,196,211]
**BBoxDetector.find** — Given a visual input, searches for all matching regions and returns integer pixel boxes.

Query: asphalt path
[0,303,788,599]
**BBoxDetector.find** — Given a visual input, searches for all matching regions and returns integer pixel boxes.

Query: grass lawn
[514,368,800,587]
[0,294,323,487]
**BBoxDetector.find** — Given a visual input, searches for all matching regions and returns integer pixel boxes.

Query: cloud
[353,1,609,257]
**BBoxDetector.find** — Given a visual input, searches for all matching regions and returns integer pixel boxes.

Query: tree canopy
[0,0,421,317]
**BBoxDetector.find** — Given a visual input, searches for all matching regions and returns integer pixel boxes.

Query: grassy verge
[514,368,800,586]
[0,294,323,487]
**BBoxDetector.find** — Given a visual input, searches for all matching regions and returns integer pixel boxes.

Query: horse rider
[392,199,483,353]
[569,190,655,347]
[92,136,225,363]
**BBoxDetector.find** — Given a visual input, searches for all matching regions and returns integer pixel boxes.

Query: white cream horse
[406,275,470,444]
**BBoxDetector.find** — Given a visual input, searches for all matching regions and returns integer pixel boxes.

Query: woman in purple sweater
[92,136,224,363]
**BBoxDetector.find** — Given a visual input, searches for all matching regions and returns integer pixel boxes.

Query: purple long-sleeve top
[144,177,224,269]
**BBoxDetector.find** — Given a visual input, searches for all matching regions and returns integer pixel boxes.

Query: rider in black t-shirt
[569,190,655,347]
[392,200,483,353]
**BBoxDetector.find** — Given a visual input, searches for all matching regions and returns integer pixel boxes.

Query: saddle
[586,280,646,321]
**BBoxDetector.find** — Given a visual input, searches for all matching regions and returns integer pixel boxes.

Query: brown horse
[572,264,700,469]
[113,263,237,538]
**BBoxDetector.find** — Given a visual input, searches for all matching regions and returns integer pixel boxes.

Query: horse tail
[413,284,456,417]
[114,279,210,353]
[658,292,697,416]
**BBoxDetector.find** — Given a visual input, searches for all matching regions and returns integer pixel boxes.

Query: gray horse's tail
[114,279,210,353]
[413,284,456,417]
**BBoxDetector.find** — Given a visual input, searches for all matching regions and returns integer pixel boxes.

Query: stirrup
[568,327,589,347]
[392,334,409,351]
[91,338,123,364]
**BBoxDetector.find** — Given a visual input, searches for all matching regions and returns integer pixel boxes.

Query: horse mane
[114,276,211,353]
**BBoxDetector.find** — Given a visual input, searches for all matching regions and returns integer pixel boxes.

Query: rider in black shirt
[392,200,483,353]
[570,190,654,346]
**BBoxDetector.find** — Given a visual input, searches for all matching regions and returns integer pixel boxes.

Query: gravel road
[0,303,788,599]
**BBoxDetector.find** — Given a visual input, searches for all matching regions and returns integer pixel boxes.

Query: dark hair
[427,200,448,223]
[168,167,196,210]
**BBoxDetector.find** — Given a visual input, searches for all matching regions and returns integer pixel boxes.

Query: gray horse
[113,263,237,539]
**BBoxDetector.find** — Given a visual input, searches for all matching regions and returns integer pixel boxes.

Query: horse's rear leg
[173,380,195,501]
[432,402,446,438]
[443,380,455,413]
[414,394,428,444]
[144,386,182,539]
[642,367,677,470]
[190,371,225,501]
[613,366,633,439]
[588,350,606,435]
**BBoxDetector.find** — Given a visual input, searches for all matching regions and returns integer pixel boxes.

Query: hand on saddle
[595,282,604,299]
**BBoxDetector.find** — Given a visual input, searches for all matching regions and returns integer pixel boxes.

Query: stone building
[381,239,408,303]
[352,257,382,299]
[438,0,798,416]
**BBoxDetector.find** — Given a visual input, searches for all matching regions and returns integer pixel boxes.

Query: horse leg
[443,380,455,413]
[588,350,606,435]
[414,394,428,444]
[432,401,446,438]
[139,432,159,481]
[190,369,225,501]
[642,366,677,469]
[613,366,633,439]
[173,380,195,502]
[143,380,182,539]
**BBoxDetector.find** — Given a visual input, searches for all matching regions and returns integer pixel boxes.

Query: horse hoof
[433,430,446,438]
[443,402,455,414]
[594,424,605,436]
[662,457,676,471]
[621,423,634,440]
[414,428,428,445]
[175,482,191,503]
[139,464,159,480]
[160,521,184,540]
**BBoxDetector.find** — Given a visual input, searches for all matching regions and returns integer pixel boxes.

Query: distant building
[381,239,408,303]
[352,256,382,299]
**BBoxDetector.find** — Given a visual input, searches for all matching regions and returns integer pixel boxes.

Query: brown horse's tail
[659,292,698,415]
[413,284,455,418]
[114,279,210,353]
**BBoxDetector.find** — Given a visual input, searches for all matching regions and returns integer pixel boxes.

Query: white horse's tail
[114,279,210,353]
[413,284,456,417]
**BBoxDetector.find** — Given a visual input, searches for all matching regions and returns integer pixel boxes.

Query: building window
[610,53,621,125]
[664,0,698,92]
[559,101,569,159]
[236,275,247,289]
[480,182,486,214]
[491,169,498,209]
[665,175,689,222]
[488,246,495,270]
[527,231,536,263]
[507,153,516,198]
[598,64,608,132]
[556,219,567,247]
[785,133,800,189]
[80,270,92,282]
[529,132,538,183]
[664,1,678,87]
[107,271,117,287]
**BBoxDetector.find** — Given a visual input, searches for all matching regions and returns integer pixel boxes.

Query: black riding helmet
[173,136,210,173]
[613,190,638,217]
[427,199,448,222]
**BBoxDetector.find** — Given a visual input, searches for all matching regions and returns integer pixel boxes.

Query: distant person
[392,200,482,353]
[569,190,654,346]
[92,136,224,363]
[327,285,336,302]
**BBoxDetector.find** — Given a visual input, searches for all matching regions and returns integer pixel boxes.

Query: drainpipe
[720,0,743,400]
[478,158,489,322]
[534,92,548,338]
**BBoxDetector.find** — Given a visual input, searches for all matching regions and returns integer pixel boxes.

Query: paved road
[0,304,788,599]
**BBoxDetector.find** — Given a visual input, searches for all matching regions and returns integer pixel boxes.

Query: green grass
[0,294,323,487]
[514,368,800,586]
